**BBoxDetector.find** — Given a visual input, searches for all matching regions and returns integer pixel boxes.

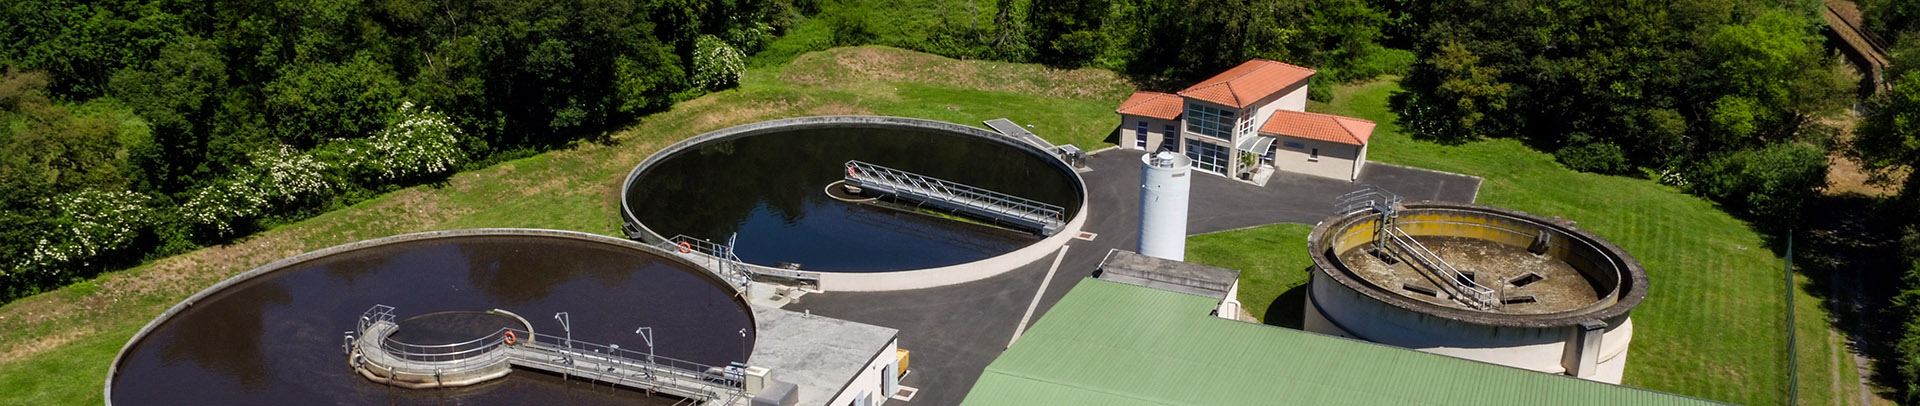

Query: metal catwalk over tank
[843,160,1067,235]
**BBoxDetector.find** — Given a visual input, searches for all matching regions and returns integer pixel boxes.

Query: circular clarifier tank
[106,229,754,405]
[621,116,1087,290]
[1303,201,1647,383]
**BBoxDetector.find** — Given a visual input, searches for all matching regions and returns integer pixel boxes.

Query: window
[1282,141,1306,149]
[1135,121,1148,148]
[1185,103,1235,140]
[1161,124,1180,152]
[1185,139,1230,174]
[1309,148,1320,162]
[1236,110,1256,138]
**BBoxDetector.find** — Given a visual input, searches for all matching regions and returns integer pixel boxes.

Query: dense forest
[0,0,801,301]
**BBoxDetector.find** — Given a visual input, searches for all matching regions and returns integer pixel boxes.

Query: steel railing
[352,305,743,400]
[844,160,1065,231]
[667,234,819,283]
[1382,227,1500,309]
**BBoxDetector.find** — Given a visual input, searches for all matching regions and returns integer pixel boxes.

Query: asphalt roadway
[786,149,1481,406]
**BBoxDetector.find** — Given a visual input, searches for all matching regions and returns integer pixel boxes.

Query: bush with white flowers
[250,144,332,203]
[17,190,152,276]
[180,145,332,236]
[693,35,744,91]
[358,101,465,182]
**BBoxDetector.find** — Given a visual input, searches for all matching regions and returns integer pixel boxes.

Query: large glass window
[1185,103,1235,140]
[1161,124,1179,152]
[1185,139,1230,174]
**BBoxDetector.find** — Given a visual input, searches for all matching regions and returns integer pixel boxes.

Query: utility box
[744,366,772,394]
[895,349,910,377]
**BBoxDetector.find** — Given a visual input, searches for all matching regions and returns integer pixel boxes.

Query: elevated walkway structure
[663,234,822,288]
[1337,187,1500,309]
[346,305,748,405]
[982,118,1053,150]
[843,160,1067,235]
[984,118,1086,169]
[1823,2,1893,92]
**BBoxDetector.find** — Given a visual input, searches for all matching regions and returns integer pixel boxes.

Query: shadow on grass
[1783,192,1913,400]
[1263,285,1309,329]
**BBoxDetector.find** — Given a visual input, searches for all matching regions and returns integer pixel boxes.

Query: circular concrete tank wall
[621,116,1089,291]
[1304,202,1647,383]
[106,229,754,405]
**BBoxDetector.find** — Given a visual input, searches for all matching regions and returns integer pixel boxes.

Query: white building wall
[1268,135,1363,181]
[1119,115,1181,152]
[1252,81,1310,133]
[827,338,901,406]
[1304,270,1634,384]
[1217,280,1243,319]
[1351,143,1369,180]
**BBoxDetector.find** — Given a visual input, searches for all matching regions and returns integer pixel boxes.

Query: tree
[1855,40,1920,185]
[1027,0,1110,66]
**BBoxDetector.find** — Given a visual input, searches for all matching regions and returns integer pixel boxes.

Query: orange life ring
[678,242,693,253]
[846,166,856,177]
[504,331,517,345]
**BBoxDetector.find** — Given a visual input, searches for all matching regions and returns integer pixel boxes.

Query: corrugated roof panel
[961,279,1724,406]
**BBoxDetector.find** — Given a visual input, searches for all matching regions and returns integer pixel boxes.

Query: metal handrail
[1384,227,1500,309]
[379,326,516,363]
[844,160,1065,227]
[349,305,744,401]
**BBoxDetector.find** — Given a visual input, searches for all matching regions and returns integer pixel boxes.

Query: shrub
[16,189,152,275]
[1556,133,1632,174]
[1687,142,1828,221]
[354,102,466,183]
[693,35,747,91]
[180,144,335,236]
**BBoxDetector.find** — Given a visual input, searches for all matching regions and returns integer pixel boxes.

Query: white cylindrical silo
[1138,151,1192,261]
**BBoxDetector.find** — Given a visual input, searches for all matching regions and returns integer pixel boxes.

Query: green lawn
[1184,79,1849,406]
[0,47,1855,406]
[1186,224,1315,328]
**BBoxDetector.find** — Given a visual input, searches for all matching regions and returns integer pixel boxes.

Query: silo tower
[1138,151,1192,261]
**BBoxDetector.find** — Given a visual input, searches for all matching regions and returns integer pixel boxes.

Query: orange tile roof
[1177,59,1316,109]
[1114,91,1184,120]
[1259,109,1375,146]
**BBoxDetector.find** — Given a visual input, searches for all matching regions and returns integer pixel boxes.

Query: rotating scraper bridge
[348,305,751,405]
[843,160,1068,236]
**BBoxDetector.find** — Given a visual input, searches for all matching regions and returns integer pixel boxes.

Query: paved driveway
[787,149,1479,406]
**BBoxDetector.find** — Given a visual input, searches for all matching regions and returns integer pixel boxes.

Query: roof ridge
[1277,108,1376,124]
[1178,61,1270,98]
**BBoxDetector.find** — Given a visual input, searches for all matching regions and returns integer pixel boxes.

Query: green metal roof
[962,278,1723,405]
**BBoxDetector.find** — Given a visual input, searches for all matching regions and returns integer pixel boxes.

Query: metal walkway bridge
[843,160,1067,235]
[346,305,746,405]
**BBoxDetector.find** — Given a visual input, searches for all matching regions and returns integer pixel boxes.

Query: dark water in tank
[627,125,1082,272]
[109,235,755,405]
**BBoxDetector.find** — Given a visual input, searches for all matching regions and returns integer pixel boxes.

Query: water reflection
[111,235,753,405]
[628,125,1080,271]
